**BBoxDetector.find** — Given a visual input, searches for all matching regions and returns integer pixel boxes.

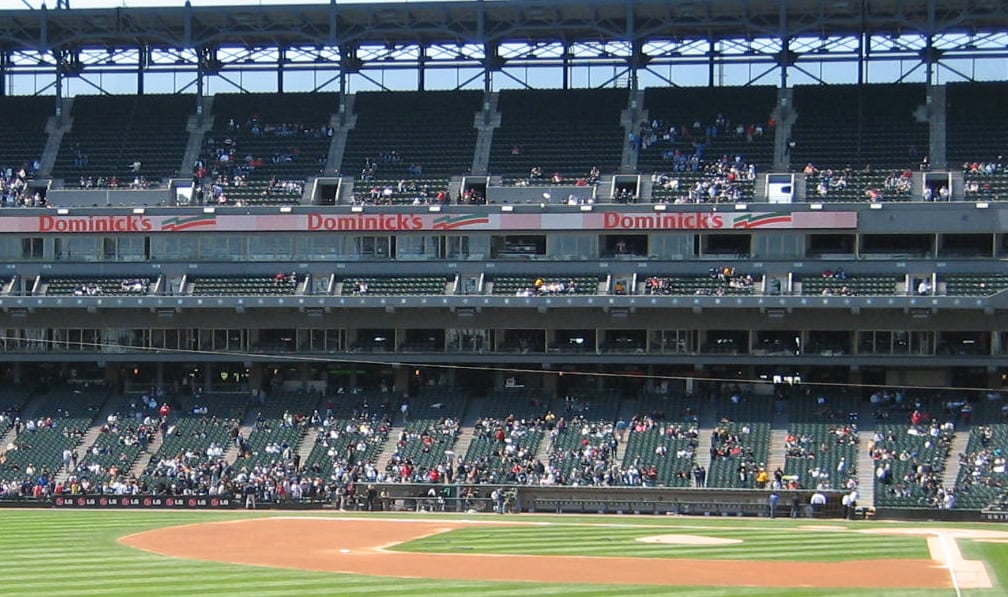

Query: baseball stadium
[1,0,1008,594]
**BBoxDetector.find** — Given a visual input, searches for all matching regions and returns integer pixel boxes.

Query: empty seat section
[54,95,194,186]
[489,88,626,182]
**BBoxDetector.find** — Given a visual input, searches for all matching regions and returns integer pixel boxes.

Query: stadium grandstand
[0,0,1007,520]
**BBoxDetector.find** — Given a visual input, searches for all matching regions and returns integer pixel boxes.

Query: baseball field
[1,508,1006,596]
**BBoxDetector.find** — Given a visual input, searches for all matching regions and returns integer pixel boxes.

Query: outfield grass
[0,509,1004,597]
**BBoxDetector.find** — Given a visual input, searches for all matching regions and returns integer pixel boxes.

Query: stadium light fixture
[734,203,747,210]
[351,206,364,213]
[579,205,592,212]
[500,205,514,212]
[203,207,215,214]
[279,206,292,213]
[976,202,989,209]
[652,204,667,211]
[57,208,70,215]
[869,203,883,209]
[132,208,145,214]
[428,205,441,212]
[809,203,823,210]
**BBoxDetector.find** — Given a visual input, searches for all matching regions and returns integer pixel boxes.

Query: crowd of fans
[194,114,329,206]
[0,164,45,207]
[643,266,754,296]
[514,278,579,297]
[870,399,958,509]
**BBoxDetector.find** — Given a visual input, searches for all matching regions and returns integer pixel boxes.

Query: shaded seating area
[0,95,54,205]
[343,90,482,205]
[649,168,757,204]
[782,392,860,490]
[460,389,551,484]
[638,86,776,176]
[488,88,626,181]
[141,393,251,492]
[941,273,1008,296]
[199,92,337,205]
[790,84,928,171]
[797,273,900,296]
[620,393,701,487]
[871,415,956,508]
[641,271,755,296]
[74,396,151,482]
[546,392,622,485]
[386,391,468,480]
[706,396,772,488]
[954,424,1008,510]
[338,276,453,296]
[54,95,194,186]
[947,82,1008,168]
[303,391,393,485]
[43,276,153,296]
[189,275,299,296]
[804,168,914,202]
[0,387,110,485]
[237,393,319,472]
[489,275,603,296]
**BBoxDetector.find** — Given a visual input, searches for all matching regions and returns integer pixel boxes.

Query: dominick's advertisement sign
[0,211,857,233]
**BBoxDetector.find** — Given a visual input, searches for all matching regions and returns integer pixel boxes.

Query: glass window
[21,237,44,260]
[548,234,597,259]
[397,235,443,260]
[151,235,198,261]
[753,232,803,259]
[648,233,694,259]
[294,234,345,260]
[249,233,293,261]
[200,234,246,260]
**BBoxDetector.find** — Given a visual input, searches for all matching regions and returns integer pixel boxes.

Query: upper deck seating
[0,95,54,185]
[488,88,626,181]
[638,85,777,175]
[199,92,337,205]
[790,84,928,171]
[343,90,482,203]
[947,82,1008,167]
[54,95,193,186]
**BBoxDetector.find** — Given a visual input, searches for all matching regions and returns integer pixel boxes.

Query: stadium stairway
[767,398,790,473]
[449,395,484,463]
[856,402,876,507]
[294,428,317,473]
[614,396,638,462]
[693,403,717,476]
[129,434,161,479]
[224,408,259,465]
[941,431,970,489]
